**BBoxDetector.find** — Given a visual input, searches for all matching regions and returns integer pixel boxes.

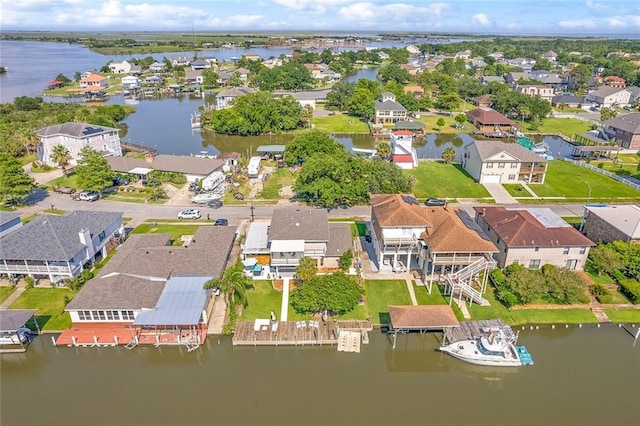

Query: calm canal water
[1,326,638,426]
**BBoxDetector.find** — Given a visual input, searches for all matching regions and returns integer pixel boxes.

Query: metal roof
[243,221,270,254]
[0,309,36,332]
[133,276,211,326]
[256,145,286,153]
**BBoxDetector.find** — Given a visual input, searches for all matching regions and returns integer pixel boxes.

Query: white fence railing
[562,158,640,191]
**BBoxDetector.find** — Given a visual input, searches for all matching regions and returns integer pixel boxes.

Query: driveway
[483,183,518,204]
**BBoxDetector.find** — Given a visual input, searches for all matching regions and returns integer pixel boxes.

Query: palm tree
[51,144,72,177]
[376,142,392,159]
[296,257,318,281]
[17,128,40,155]
[204,260,252,308]
[442,146,456,164]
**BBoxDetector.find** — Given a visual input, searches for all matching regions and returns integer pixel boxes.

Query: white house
[215,86,257,110]
[585,87,631,108]
[389,131,418,169]
[36,122,122,166]
[121,75,141,90]
[374,92,407,125]
[109,60,133,74]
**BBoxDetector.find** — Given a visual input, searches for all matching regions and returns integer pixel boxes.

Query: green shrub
[589,283,610,297]
[596,294,613,304]
[597,162,604,169]
[618,278,640,303]
[496,289,518,308]
[24,275,35,289]
[490,269,507,290]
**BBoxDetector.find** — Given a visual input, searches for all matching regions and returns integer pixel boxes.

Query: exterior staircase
[445,257,496,306]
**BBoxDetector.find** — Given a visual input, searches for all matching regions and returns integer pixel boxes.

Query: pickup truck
[74,191,99,201]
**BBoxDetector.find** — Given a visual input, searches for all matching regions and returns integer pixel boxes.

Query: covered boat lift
[0,309,38,353]
[387,305,459,349]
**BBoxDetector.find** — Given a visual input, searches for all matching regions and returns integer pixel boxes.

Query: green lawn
[364,280,412,325]
[510,309,598,325]
[515,117,592,136]
[20,154,36,166]
[130,223,202,245]
[597,154,640,181]
[604,309,640,323]
[9,288,75,331]
[503,184,530,197]
[585,264,616,286]
[534,161,640,201]
[260,168,296,199]
[311,114,369,133]
[417,114,472,134]
[0,286,15,304]
[467,286,515,322]
[48,173,81,190]
[405,162,491,199]
[414,283,448,305]
[241,281,282,321]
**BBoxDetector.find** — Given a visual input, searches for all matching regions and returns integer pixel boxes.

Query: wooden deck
[232,319,373,346]
[442,319,512,344]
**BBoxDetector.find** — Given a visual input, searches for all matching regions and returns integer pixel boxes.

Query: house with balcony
[474,207,594,270]
[170,56,191,67]
[242,207,352,276]
[465,107,517,135]
[370,194,499,296]
[36,122,123,166]
[185,70,204,85]
[582,204,640,244]
[121,75,141,90]
[463,140,548,184]
[80,73,108,89]
[374,92,407,125]
[602,113,640,150]
[0,211,123,283]
[514,84,554,102]
[585,86,631,108]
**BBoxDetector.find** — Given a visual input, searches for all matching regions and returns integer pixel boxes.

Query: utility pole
[250,199,255,222]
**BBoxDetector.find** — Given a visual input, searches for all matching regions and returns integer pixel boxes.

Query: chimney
[145,153,155,163]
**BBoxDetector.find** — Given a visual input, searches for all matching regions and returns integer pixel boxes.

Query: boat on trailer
[439,326,534,367]
[0,327,30,345]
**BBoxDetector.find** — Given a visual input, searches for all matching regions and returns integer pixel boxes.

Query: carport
[387,305,459,349]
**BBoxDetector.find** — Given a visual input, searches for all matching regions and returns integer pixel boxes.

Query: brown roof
[107,155,223,176]
[268,207,329,242]
[474,206,595,248]
[466,107,515,126]
[371,194,498,253]
[389,305,459,329]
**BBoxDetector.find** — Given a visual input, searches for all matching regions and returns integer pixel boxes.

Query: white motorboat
[439,327,533,367]
[0,327,30,345]
[191,193,222,204]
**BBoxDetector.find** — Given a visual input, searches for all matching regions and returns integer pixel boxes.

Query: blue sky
[2,0,639,35]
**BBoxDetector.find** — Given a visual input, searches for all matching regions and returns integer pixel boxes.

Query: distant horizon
[1,0,639,36]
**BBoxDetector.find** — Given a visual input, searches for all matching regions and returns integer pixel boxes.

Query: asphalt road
[20,189,588,225]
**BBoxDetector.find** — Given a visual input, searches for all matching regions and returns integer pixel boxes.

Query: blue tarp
[253,264,263,272]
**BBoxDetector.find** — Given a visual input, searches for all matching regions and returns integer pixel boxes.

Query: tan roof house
[463,140,548,184]
[106,154,223,182]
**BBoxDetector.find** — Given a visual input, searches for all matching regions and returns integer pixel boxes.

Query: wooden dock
[443,319,511,344]
[232,319,372,346]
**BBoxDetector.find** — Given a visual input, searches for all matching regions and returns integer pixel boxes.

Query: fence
[562,157,640,191]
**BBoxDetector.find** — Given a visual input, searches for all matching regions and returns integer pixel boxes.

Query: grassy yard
[510,309,598,325]
[48,173,81,189]
[364,280,412,325]
[9,288,75,331]
[405,162,491,200]
[0,286,15,304]
[241,281,282,321]
[418,114,472,134]
[311,114,369,133]
[20,154,36,166]
[515,117,592,136]
[260,168,296,199]
[503,184,530,197]
[604,309,640,323]
[597,154,640,180]
[130,223,202,245]
[414,283,448,305]
[533,160,640,201]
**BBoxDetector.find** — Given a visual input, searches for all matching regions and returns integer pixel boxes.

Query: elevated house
[374,92,407,125]
[107,154,223,183]
[474,207,594,270]
[0,211,123,283]
[185,70,203,85]
[149,62,166,73]
[582,204,640,244]
[80,73,108,89]
[121,75,141,90]
[36,122,122,166]
[190,59,210,70]
[602,113,640,149]
[465,107,517,135]
[215,86,257,110]
[370,194,499,299]
[463,140,548,184]
[389,130,418,169]
[170,56,191,67]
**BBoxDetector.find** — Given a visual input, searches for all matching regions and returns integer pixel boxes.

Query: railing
[0,264,73,274]
[445,256,496,306]
[270,259,302,266]
[562,158,640,191]
[431,254,488,265]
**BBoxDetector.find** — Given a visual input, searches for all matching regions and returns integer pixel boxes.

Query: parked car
[208,199,223,209]
[112,177,130,186]
[214,218,228,226]
[77,191,99,201]
[142,179,161,187]
[424,198,446,207]
[178,209,201,220]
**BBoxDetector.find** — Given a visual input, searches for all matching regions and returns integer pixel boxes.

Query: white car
[178,209,201,220]
[78,191,99,201]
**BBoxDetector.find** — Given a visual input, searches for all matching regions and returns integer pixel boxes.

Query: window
[563,247,570,255]
[534,247,539,252]
[78,310,91,320]
[106,310,120,321]
[508,174,516,180]
[498,162,505,168]
[121,311,135,321]
[97,311,106,320]
[528,259,541,269]
[510,163,518,168]
[579,246,586,254]
[486,162,493,168]
[99,231,106,242]
[91,311,100,320]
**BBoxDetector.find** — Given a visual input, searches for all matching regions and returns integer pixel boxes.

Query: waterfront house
[185,70,203,85]
[273,89,330,110]
[129,64,142,75]
[0,211,123,283]
[106,154,224,183]
[170,56,191,67]
[514,84,554,102]
[585,86,631,108]
[121,75,141,90]
[465,108,517,134]
[215,86,257,110]
[474,207,594,270]
[582,204,640,244]
[80,73,108,89]
[241,53,261,61]
[109,60,133,74]
[190,59,210,70]
[374,92,407,125]
[602,113,640,149]
[406,45,421,55]
[0,212,22,239]
[389,130,418,169]
[36,122,122,166]
[144,75,163,86]
[242,207,351,276]
[463,140,547,184]
[370,194,498,284]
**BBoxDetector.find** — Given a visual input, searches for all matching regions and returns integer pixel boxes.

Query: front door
[565,259,578,270]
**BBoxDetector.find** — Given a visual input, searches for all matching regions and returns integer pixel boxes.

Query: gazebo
[387,305,459,349]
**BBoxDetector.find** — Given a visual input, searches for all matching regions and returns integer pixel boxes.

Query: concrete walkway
[23,163,64,185]
[280,277,290,321]
[405,278,418,305]
[520,183,540,198]
[453,299,471,319]
[483,183,518,204]
[0,282,26,309]
[207,296,228,334]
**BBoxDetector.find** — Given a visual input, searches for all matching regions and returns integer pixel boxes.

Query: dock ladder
[184,335,201,352]
[124,336,139,350]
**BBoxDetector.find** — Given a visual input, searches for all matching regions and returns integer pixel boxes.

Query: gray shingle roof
[604,113,640,134]
[469,140,548,163]
[0,211,122,261]
[552,94,585,104]
[66,275,165,310]
[588,86,627,97]
[107,155,223,176]
[375,99,407,112]
[326,223,352,258]
[268,207,329,242]
[35,122,119,138]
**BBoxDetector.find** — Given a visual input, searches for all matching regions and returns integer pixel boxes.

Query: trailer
[247,156,261,179]
[201,171,225,191]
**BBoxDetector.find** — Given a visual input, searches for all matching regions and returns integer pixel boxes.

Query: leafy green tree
[386,48,411,64]
[376,142,392,158]
[75,146,113,193]
[438,93,463,112]
[202,69,219,89]
[51,144,72,177]
[436,118,446,129]
[289,273,363,315]
[609,240,640,281]
[454,113,467,128]
[55,73,71,84]
[599,107,617,121]
[13,96,43,111]
[296,257,318,282]
[227,72,243,88]
[326,81,356,111]
[204,260,253,308]
[0,153,35,203]
[442,146,456,163]
[348,88,375,119]
[339,249,354,270]
[533,58,553,71]
[570,64,592,92]
[284,131,344,165]
[378,64,411,84]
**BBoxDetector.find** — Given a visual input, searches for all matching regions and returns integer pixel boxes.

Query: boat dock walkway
[443,319,510,345]
[232,319,372,346]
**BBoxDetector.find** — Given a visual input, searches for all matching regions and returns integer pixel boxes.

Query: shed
[256,145,286,158]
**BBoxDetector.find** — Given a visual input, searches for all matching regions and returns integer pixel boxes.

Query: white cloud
[558,15,640,30]
[338,2,449,24]
[472,13,493,27]
[586,1,610,10]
